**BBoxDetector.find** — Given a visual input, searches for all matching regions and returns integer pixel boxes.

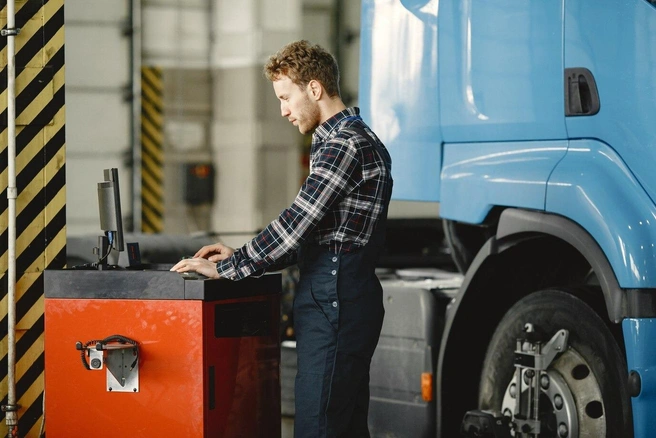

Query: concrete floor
[282,416,294,438]
[281,343,297,438]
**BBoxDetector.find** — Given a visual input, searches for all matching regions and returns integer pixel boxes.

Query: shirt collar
[313,107,360,143]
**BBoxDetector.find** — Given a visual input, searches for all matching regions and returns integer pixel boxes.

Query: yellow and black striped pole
[140,66,163,233]
[0,0,66,436]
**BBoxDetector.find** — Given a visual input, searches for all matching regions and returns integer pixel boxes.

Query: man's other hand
[194,242,236,262]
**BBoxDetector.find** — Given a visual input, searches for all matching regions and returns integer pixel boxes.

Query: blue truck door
[548,0,656,289]
[560,3,656,437]
[562,0,656,207]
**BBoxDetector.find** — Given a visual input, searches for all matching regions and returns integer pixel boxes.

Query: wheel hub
[502,348,606,437]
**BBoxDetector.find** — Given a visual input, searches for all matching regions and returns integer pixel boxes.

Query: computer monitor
[97,168,125,262]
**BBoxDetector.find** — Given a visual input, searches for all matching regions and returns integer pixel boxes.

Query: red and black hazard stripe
[0,0,66,436]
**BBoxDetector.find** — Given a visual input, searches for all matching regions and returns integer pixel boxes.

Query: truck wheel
[478,289,633,437]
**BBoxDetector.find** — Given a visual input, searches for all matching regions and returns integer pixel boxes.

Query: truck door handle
[565,67,600,116]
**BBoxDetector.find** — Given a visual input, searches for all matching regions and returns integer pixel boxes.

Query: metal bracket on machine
[76,335,140,393]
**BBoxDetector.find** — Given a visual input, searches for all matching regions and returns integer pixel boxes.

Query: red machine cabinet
[44,270,281,437]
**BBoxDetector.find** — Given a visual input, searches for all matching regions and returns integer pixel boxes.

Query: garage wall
[65,1,431,243]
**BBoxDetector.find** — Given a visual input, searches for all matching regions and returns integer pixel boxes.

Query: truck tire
[478,289,633,437]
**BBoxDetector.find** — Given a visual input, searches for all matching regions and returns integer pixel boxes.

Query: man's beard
[297,96,321,134]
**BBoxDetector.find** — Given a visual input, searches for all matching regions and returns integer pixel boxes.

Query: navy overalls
[293,218,388,438]
[293,119,391,438]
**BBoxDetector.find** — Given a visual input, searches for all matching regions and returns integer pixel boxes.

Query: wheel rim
[501,348,606,438]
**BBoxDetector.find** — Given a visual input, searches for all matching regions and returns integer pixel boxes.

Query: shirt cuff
[217,257,263,281]
[216,259,238,280]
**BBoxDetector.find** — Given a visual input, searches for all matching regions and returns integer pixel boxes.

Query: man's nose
[280,103,290,117]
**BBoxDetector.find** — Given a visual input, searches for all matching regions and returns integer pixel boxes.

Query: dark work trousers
[293,222,387,438]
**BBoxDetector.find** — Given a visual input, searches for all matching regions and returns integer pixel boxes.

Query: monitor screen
[97,168,125,253]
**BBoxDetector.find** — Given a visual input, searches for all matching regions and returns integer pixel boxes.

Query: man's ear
[307,80,323,101]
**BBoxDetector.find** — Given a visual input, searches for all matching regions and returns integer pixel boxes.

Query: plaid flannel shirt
[216,107,393,280]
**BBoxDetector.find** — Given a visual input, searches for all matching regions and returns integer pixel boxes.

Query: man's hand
[194,243,235,262]
[170,257,221,279]
[170,242,235,279]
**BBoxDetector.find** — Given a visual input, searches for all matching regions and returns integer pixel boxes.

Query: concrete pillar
[209,0,301,246]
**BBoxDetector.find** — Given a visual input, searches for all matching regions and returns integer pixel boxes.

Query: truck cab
[359,1,656,436]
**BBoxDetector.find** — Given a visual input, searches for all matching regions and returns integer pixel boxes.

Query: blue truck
[359,1,656,437]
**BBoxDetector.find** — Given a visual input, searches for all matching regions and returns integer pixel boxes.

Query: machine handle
[76,334,139,371]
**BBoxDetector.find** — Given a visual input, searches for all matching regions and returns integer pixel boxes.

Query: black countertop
[44,269,281,301]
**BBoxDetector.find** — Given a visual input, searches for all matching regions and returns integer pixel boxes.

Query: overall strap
[345,123,393,205]
[346,124,392,174]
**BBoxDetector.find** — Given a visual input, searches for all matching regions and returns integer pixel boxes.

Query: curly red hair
[264,40,341,98]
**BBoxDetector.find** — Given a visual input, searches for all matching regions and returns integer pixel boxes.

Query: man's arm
[216,138,360,280]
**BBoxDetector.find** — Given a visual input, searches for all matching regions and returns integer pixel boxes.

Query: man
[171,40,393,437]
